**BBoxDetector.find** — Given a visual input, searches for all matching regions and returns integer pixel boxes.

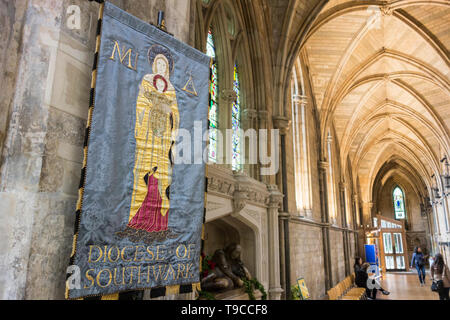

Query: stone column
[258,110,269,184]
[353,194,361,228]
[326,134,338,226]
[273,115,291,299]
[362,202,374,228]
[319,161,330,223]
[0,0,193,300]
[292,95,312,218]
[0,0,66,300]
[220,89,237,168]
[352,194,361,258]
[339,182,350,275]
[319,160,333,289]
[241,108,258,178]
[267,185,284,300]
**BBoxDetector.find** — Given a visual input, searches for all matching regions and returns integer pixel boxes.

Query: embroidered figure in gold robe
[120,45,179,241]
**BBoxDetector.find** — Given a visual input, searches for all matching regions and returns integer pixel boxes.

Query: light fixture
[432,186,441,200]
[431,174,441,200]
[441,156,450,194]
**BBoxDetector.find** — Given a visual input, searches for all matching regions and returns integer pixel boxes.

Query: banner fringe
[101,293,120,300]
[66,2,104,300]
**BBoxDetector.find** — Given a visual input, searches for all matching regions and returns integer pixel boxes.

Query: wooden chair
[336,282,345,298]
[327,287,338,300]
[328,275,367,300]
[341,276,366,300]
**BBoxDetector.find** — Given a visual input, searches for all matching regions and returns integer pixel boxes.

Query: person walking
[410,247,428,286]
[430,253,450,300]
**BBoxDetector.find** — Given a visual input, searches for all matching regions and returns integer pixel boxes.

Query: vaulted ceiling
[301,0,450,201]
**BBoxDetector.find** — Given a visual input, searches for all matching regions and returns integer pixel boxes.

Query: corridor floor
[377,271,438,300]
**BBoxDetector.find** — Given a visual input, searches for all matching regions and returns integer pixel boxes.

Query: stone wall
[329,229,345,286]
[377,177,426,232]
[0,0,28,157]
[288,222,325,299]
[0,0,192,300]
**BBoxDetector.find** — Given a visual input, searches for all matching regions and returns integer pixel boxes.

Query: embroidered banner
[67,2,210,299]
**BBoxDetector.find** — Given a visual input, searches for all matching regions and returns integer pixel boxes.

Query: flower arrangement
[201,252,216,278]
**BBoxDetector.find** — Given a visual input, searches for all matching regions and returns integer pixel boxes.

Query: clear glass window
[383,233,393,254]
[396,256,405,269]
[394,233,404,254]
[385,256,395,270]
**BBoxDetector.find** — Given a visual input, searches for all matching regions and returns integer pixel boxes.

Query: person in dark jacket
[354,257,363,274]
[354,257,390,296]
[355,263,377,299]
[410,247,428,286]
[430,253,450,300]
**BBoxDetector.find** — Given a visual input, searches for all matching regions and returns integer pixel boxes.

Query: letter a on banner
[66,1,210,300]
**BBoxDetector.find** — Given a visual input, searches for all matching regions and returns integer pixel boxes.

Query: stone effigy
[201,243,251,292]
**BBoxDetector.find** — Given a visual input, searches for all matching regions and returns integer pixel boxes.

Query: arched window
[232,63,241,171]
[393,186,406,220]
[206,29,218,163]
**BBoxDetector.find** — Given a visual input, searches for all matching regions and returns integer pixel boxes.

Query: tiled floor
[377,271,438,300]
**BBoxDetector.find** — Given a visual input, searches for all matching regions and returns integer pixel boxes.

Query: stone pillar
[267,185,284,300]
[352,194,361,257]
[339,182,350,275]
[258,110,269,184]
[319,160,333,289]
[292,95,312,218]
[0,0,193,300]
[0,0,66,300]
[241,108,258,178]
[220,89,237,168]
[362,202,374,228]
[353,194,361,228]
[319,161,330,223]
[326,134,338,226]
[273,115,291,299]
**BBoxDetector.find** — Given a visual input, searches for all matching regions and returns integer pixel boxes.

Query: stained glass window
[232,63,241,171]
[206,29,218,163]
[393,186,406,220]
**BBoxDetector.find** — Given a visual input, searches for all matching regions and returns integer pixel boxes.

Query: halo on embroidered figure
[148,44,174,75]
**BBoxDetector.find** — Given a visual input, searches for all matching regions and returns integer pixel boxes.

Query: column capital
[326,133,333,144]
[278,211,290,221]
[272,116,291,135]
[258,110,269,120]
[363,202,374,209]
[267,184,284,208]
[319,161,329,171]
[220,89,237,102]
[292,94,308,105]
[380,4,393,16]
[242,108,258,121]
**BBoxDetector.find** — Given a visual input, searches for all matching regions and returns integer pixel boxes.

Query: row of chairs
[327,273,367,300]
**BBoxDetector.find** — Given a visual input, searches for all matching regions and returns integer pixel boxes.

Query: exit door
[382,232,407,271]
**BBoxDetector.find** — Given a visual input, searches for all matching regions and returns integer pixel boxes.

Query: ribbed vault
[300,0,450,204]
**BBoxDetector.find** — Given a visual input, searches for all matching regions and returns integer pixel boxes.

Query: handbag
[431,280,443,292]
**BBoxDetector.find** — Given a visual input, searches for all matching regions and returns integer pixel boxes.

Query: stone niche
[204,165,270,299]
